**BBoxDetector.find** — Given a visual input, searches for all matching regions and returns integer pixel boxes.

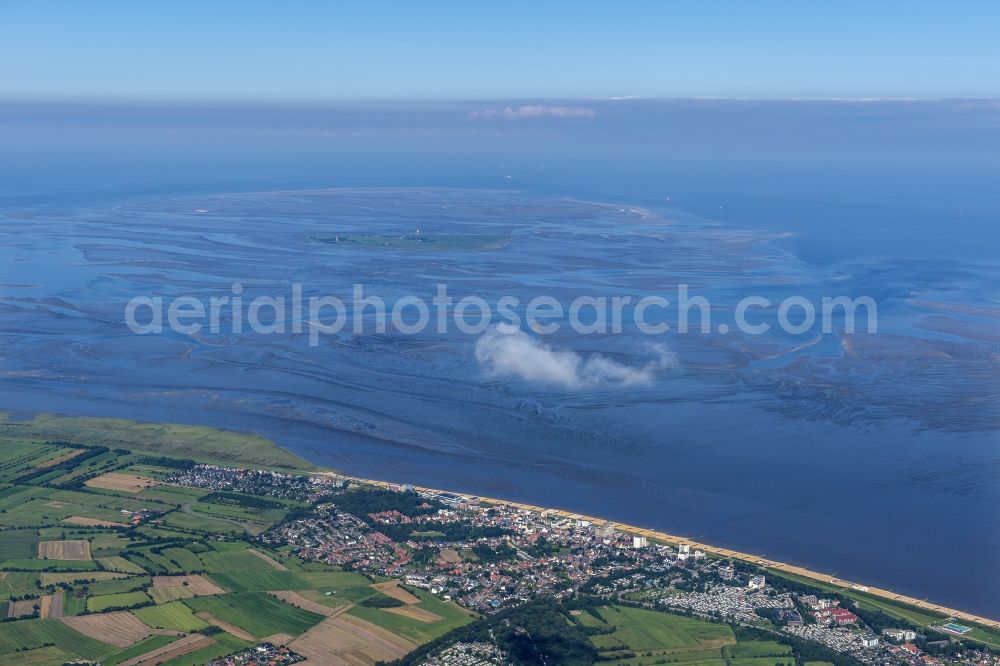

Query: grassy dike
[0,413,315,471]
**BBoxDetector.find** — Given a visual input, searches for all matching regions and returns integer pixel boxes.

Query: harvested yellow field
[263,633,294,646]
[35,448,85,469]
[151,574,225,596]
[438,548,462,564]
[37,593,56,619]
[372,581,420,605]
[383,605,443,623]
[118,634,215,666]
[7,598,39,618]
[270,590,338,617]
[97,556,147,573]
[60,611,162,647]
[47,591,64,618]
[85,472,158,493]
[38,539,91,561]
[289,614,416,666]
[246,548,288,570]
[64,515,129,528]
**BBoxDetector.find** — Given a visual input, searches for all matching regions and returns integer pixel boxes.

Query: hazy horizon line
[2,94,998,107]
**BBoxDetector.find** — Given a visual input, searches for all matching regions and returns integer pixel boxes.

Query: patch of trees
[848,605,917,633]
[580,567,659,594]
[335,489,442,519]
[754,607,784,626]
[526,535,560,558]
[561,595,606,616]
[126,537,198,550]
[360,594,405,608]
[764,575,830,598]
[42,441,88,449]
[202,490,285,510]
[16,446,109,484]
[1,565,93,573]
[409,545,439,566]
[732,624,863,666]
[0,611,40,623]
[278,506,315,526]
[916,634,997,658]
[470,543,517,564]
[133,455,196,469]
[560,599,616,636]
[332,489,511,544]
[79,599,155,614]
[391,521,508,544]
[385,598,599,666]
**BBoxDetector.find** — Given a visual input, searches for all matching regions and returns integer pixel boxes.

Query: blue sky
[2,1,998,100]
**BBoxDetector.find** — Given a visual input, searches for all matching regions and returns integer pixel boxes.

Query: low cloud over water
[475,325,677,389]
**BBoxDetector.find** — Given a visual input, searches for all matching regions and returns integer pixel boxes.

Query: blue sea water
[0,99,998,616]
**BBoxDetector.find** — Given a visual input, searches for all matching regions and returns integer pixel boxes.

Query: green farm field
[209,568,369,592]
[183,591,325,638]
[724,641,794,658]
[346,587,477,644]
[0,527,39,560]
[0,617,117,661]
[588,605,736,654]
[160,632,251,666]
[103,635,183,666]
[86,590,151,612]
[133,600,209,632]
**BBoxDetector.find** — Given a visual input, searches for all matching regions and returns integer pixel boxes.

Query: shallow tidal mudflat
[1,187,997,615]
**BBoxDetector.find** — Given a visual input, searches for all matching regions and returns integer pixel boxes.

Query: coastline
[3,412,995,630]
[327,472,1000,631]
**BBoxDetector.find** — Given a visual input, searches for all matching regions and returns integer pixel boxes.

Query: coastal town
[0,429,996,666]
[170,464,1000,666]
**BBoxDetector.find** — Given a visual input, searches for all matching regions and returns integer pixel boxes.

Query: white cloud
[467,105,596,120]
[474,325,675,389]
